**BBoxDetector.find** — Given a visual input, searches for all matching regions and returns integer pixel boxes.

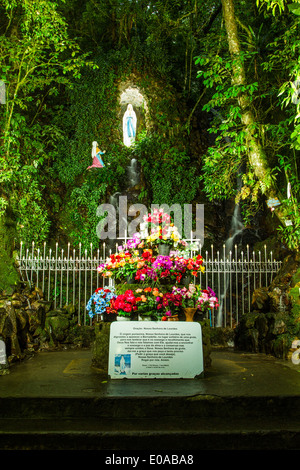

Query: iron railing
[16,240,282,327]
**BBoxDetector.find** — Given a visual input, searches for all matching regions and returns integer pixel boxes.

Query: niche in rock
[119,84,149,147]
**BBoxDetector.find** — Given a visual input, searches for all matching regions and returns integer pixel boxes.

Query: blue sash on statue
[127,116,135,138]
[96,150,105,167]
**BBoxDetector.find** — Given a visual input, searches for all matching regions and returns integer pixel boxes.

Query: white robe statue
[123,104,137,147]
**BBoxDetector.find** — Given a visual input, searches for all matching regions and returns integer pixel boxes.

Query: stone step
[1,349,300,450]
[1,415,300,450]
[1,395,300,450]
[1,395,300,420]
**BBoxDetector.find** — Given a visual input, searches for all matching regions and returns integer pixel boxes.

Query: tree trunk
[221,0,288,225]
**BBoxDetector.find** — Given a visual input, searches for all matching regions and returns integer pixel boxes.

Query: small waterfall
[225,204,244,255]
[127,158,140,187]
[217,203,244,327]
[103,158,140,253]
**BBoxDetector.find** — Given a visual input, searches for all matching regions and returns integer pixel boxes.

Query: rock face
[235,253,300,359]
[0,284,95,369]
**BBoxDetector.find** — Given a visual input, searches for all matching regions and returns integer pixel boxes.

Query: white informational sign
[108,321,203,379]
[0,340,7,365]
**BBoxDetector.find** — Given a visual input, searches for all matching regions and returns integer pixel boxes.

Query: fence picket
[16,240,282,327]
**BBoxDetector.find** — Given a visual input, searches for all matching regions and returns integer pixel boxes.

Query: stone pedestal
[91,322,112,371]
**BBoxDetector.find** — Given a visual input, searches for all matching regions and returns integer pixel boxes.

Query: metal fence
[16,241,282,327]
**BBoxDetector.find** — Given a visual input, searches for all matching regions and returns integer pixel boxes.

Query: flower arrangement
[86,287,117,318]
[97,249,205,287]
[109,289,138,317]
[134,286,163,316]
[196,286,219,312]
[182,254,205,277]
[140,208,182,248]
[134,254,204,285]
[93,209,214,322]
[122,232,143,252]
[155,291,183,320]
[88,283,218,322]
[172,284,219,312]
[97,251,140,281]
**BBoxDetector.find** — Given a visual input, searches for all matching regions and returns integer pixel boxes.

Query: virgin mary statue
[123,104,137,147]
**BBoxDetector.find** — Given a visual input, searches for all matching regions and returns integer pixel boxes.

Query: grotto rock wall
[0,284,94,373]
[234,252,300,359]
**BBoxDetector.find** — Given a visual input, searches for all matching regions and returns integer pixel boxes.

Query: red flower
[160,270,170,278]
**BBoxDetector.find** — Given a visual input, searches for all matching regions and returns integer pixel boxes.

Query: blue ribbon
[127,116,135,138]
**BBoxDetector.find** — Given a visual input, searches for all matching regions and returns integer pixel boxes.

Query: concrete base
[0,347,300,450]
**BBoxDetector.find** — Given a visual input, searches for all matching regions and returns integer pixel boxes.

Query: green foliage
[195,2,300,250]
[195,53,250,200]
[133,132,199,235]
[52,56,119,185]
[0,0,299,255]
[50,51,134,246]
[0,0,94,244]
[67,180,106,249]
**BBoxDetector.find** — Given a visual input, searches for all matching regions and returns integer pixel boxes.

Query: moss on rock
[0,213,19,293]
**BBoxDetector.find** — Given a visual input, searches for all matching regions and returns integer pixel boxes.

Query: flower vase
[158,244,171,256]
[167,315,179,321]
[138,315,152,321]
[126,275,136,284]
[183,308,197,322]
[117,316,131,321]
[158,277,169,285]
[182,273,192,286]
